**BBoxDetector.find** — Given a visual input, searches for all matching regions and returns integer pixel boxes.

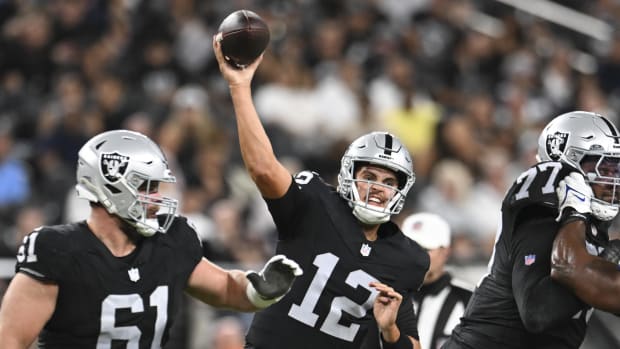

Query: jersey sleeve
[511,215,587,332]
[165,216,204,276]
[15,227,71,283]
[264,171,323,240]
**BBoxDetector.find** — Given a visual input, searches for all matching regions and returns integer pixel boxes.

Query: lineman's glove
[556,172,593,222]
[601,239,620,265]
[246,254,303,308]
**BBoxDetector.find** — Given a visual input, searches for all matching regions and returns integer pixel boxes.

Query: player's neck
[87,208,137,257]
[362,225,379,241]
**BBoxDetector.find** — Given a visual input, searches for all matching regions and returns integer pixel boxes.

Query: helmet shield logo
[546,132,569,160]
[101,152,129,183]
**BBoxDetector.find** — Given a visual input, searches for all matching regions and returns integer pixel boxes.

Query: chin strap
[352,204,390,225]
[591,200,619,221]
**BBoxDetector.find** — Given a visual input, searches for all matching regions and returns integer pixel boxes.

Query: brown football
[217,10,270,69]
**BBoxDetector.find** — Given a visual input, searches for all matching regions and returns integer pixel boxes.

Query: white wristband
[246,282,280,309]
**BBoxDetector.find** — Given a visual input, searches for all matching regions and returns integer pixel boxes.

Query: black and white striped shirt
[413,273,473,349]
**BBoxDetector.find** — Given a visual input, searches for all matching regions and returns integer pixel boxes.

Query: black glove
[246,255,303,308]
[601,239,620,265]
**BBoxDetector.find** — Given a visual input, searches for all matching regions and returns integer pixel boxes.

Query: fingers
[267,254,303,276]
[212,33,225,65]
[566,172,588,188]
[267,254,285,263]
[369,281,402,304]
[281,257,303,276]
[569,172,585,181]
[245,271,261,285]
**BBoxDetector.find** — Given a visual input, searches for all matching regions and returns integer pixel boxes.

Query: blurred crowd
[1,0,620,346]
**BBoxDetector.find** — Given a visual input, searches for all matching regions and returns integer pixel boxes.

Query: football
[217,9,270,69]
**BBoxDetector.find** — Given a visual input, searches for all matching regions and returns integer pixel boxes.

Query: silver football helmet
[337,131,415,224]
[76,130,178,236]
[537,111,620,221]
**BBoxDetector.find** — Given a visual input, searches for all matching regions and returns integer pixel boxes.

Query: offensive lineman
[0,130,302,348]
[443,111,620,349]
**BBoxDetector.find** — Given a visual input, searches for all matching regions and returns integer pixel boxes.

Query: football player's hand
[601,239,620,265]
[245,255,302,308]
[556,172,593,222]
[371,282,402,336]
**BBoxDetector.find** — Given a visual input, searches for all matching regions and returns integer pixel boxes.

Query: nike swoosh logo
[568,185,586,201]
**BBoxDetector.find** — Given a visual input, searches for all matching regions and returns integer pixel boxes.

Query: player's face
[423,247,449,284]
[354,165,398,208]
[137,181,162,218]
[581,156,620,204]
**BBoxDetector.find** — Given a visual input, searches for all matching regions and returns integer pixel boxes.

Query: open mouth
[367,196,384,207]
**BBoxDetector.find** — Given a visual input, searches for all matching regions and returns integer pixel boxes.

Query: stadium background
[0,0,619,347]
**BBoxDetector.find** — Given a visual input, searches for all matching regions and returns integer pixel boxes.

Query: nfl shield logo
[101,152,129,183]
[360,243,372,257]
[524,254,536,266]
[128,267,140,282]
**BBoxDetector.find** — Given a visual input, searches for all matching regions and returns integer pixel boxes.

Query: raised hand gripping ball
[217,9,270,69]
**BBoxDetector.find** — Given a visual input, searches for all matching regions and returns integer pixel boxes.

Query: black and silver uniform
[443,161,606,349]
[246,171,429,349]
[15,216,203,348]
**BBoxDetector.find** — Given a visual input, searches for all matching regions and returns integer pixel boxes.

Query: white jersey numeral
[96,285,169,349]
[17,231,40,263]
[288,253,378,342]
[514,162,561,200]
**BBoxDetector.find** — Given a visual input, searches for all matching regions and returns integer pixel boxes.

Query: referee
[401,213,473,349]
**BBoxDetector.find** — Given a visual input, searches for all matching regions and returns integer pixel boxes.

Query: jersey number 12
[288,253,378,342]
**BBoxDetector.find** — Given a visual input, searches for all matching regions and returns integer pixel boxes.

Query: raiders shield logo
[101,152,129,183]
[546,131,569,160]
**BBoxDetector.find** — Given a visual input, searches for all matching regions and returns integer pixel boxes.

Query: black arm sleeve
[395,292,419,341]
[511,216,586,333]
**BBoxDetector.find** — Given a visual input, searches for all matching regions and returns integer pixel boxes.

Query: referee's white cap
[401,212,451,250]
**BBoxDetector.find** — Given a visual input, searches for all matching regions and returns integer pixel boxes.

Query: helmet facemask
[349,167,409,225]
[581,154,620,221]
[337,132,415,225]
[125,174,178,237]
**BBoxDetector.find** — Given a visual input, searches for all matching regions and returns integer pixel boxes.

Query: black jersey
[443,162,604,349]
[246,171,429,349]
[14,215,203,349]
